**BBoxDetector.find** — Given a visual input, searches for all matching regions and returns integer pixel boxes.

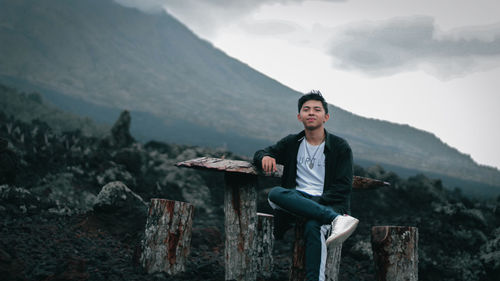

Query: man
[253,91,359,281]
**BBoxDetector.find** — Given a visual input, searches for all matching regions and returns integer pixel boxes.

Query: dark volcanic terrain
[1,109,499,281]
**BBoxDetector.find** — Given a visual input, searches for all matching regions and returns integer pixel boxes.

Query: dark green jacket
[253,129,353,214]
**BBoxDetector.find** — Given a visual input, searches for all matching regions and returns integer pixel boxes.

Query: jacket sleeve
[253,135,292,169]
[320,142,353,213]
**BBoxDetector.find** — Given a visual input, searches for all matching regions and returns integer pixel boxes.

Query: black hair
[298,90,328,114]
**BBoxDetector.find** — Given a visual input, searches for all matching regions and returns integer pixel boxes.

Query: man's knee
[268,186,286,203]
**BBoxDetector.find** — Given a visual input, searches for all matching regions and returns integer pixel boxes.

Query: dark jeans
[268,186,340,281]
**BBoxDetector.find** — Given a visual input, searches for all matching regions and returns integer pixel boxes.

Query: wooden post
[256,213,274,281]
[224,172,258,281]
[140,198,195,275]
[371,226,418,281]
[290,221,343,281]
[290,221,307,281]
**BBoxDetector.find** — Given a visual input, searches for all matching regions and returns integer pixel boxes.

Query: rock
[94,181,147,214]
[0,185,40,214]
[92,181,148,238]
[106,110,135,148]
[0,245,27,281]
[0,138,19,185]
[0,137,7,149]
[480,227,500,277]
[30,173,97,215]
[96,164,136,187]
[113,147,144,174]
[351,240,373,260]
[458,208,488,228]
[0,185,34,202]
[45,256,89,281]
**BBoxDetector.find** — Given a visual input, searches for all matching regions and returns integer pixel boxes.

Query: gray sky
[115,0,500,169]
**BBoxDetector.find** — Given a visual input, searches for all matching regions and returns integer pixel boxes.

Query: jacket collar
[295,129,332,151]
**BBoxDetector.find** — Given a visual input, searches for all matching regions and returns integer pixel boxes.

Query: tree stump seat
[140,198,195,275]
[371,226,418,281]
[256,212,274,280]
[290,220,343,281]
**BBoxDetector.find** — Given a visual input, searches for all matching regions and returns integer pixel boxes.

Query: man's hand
[262,156,277,173]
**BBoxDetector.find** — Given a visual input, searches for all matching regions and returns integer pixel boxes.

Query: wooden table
[176,157,389,281]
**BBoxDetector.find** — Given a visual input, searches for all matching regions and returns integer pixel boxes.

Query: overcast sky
[116,0,500,169]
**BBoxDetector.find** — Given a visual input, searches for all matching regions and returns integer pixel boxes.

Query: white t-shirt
[296,138,325,196]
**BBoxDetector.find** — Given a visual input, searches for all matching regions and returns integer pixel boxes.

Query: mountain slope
[1,0,499,193]
[0,84,107,136]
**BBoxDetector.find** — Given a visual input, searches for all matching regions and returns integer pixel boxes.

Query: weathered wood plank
[371,226,418,281]
[176,156,282,177]
[353,176,391,190]
[176,157,390,189]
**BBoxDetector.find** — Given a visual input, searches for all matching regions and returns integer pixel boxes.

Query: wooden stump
[371,226,418,281]
[256,213,274,280]
[290,221,343,281]
[325,243,342,281]
[290,221,307,281]
[140,198,195,275]
[224,172,258,281]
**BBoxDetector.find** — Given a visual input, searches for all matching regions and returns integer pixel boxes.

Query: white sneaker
[326,215,359,246]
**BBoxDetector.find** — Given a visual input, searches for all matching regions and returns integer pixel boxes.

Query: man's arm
[320,142,353,213]
[253,135,292,172]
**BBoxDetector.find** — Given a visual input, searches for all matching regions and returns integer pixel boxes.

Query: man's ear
[324,113,330,123]
[297,113,301,121]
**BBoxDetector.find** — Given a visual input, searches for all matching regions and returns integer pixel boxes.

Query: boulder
[94,181,147,214]
[93,181,148,237]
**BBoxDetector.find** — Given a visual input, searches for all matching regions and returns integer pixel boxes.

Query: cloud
[113,0,345,36]
[239,19,300,36]
[114,0,345,13]
[328,16,500,79]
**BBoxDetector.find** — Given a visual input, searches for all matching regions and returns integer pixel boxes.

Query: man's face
[297,100,330,131]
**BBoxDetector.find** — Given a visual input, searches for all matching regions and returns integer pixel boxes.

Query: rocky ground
[1,110,499,281]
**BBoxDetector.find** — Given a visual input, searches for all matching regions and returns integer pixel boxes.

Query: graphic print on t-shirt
[296,139,325,196]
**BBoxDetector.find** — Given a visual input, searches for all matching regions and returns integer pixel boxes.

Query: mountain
[1,0,499,196]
